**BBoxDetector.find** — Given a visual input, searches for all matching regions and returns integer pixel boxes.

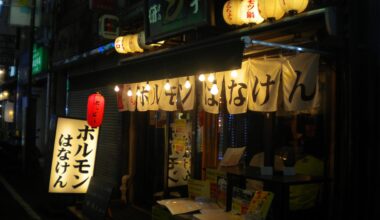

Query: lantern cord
[242,36,330,56]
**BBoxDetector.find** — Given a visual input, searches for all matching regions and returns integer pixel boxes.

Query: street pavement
[0,182,32,219]
[0,145,151,220]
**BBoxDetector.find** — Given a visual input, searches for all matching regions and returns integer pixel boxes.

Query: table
[222,166,326,220]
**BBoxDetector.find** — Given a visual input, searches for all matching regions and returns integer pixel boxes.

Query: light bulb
[210,83,218,95]
[0,69,4,75]
[185,79,191,89]
[207,74,215,83]
[114,85,120,92]
[127,88,133,97]
[145,83,151,91]
[164,81,171,91]
[231,70,238,78]
[198,74,205,82]
[136,88,141,96]
[3,91,8,97]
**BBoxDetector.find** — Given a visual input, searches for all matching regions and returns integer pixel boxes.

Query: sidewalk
[0,144,151,220]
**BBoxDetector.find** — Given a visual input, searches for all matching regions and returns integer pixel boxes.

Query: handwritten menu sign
[168,119,192,187]
[82,177,113,220]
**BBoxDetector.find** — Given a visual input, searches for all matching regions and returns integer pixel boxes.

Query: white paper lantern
[280,0,309,14]
[114,36,128,54]
[258,0,285,21]
[223,0,244,25]
[240,0,264,24]
[115,34,146,54]
[122,35,132,53]
[128,34,144,53]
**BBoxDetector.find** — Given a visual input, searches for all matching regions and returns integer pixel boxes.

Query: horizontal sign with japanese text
[116,53,320,114]
[145,0,212,42]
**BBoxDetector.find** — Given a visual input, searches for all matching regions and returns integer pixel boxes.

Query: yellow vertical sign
[49,117,99,193]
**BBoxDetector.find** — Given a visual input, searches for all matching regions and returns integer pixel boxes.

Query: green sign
[145,0,213,43]
[32,45,48,75]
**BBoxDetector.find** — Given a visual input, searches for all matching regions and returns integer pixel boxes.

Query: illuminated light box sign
[32,45,48,75]
[145,0,213,43]
[9,0,42,27]
[49,117,99,193]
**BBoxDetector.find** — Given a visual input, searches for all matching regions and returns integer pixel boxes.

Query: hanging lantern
[122,35,132,53]
[87,93,105,128]
[240,0,264,24]
[258,0,285,21]
[114,36,128,54]
[128,34,144,53]
[280,0,309,15]
[223,0,244,25]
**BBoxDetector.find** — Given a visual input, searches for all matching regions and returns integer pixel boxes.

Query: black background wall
[334,0,380,219]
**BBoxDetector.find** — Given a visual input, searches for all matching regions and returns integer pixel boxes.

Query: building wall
[68,85,123,187]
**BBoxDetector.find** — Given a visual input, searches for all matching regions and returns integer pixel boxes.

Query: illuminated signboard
[32,45,48,75]
[49,117,99,193]
[145,0,213,43]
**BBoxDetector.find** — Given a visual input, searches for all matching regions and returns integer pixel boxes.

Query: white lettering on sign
[149,4,162,24]
[190,0,199,14]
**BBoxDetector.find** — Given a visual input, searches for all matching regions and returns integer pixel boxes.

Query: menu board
[247,191,274,220]
[168,119,192,187]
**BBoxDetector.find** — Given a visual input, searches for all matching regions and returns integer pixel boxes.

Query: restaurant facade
[45,1,379,220]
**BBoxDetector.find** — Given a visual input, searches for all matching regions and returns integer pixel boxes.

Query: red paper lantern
[87,93,105,128]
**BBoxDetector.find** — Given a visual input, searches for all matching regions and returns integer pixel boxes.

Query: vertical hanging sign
[224,62,249,114]
[248,59,282,112]
[159,78,178,111]
[282,53,320,111]
[168,119,192,187]
[49,117,99,193]
[178,76,195,111]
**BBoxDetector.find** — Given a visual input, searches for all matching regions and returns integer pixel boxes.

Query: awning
[69,38,244,91]
[68,7,334,91]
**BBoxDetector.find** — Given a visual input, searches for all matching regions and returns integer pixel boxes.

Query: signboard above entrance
[145,0,214,43]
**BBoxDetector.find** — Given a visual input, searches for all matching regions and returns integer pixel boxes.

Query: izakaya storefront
[111,39,335,219]
[65,6,335,219]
